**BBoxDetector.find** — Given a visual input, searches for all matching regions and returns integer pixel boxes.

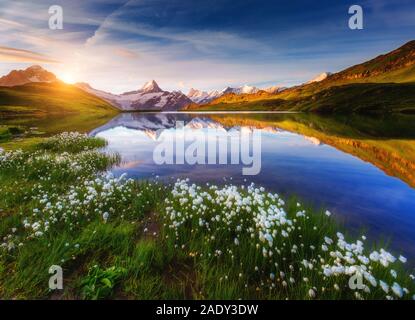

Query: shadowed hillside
[190,41,415,113]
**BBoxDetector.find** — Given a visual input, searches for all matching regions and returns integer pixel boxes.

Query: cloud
[85,2,272,59]
[0,46,60,64]
[0,0,414,93]
[114,48,139,59]
[0,17,26,29]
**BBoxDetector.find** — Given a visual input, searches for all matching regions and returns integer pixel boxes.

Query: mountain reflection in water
[91,112,415,263]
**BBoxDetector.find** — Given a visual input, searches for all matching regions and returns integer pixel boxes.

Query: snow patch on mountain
[306,72,332,84]
[187,83,286,104]
[187,88,209,103]
[76,80,192,111]
[263,85,284,94]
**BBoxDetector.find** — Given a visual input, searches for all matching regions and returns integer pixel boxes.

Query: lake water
[2,111,415,262]
[90,112,415,262]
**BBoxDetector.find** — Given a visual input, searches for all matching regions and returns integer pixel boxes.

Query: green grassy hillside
[194,40,415,113]
[288,82,415,113]
[271,40,415,99]
[0,82,119,149]
[194,82,415,113]
[0,82,118,116]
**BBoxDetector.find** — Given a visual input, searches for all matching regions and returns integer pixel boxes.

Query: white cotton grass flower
[391,282,403,298]
[369,251,380,262]
[5,162,414,302]
[399,255,407,263]
[324,210,331,217]
[379,280,389,293]
[324,237,333,245]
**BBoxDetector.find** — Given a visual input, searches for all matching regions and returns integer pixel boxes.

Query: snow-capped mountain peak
[76,80,192,111]
[141,80,162,93]
[263,85,284,94]
[186,83,282,104]
[221,86,234,94]
[219,85,260,95]
[307,72,332,84]
[240,84,259,94]
[187,88,209,103]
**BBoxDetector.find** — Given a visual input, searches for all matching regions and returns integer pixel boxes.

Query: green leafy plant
[80,265,126,300]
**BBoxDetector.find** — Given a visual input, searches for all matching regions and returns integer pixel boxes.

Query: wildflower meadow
[0,132,414,300]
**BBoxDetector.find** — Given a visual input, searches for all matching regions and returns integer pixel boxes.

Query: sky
[0,0,414,93]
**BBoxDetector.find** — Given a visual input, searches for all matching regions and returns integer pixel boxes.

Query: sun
[59,72,76,84]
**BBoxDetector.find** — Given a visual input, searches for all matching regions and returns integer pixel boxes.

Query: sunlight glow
[59,72,76,84]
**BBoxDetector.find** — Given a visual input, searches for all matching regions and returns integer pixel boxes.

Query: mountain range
[0,66,194,111]
[1,40,415,114]
[0,65,286,111]
[189,40,415,113]
[75,80,193,111]
[187,84,284,104]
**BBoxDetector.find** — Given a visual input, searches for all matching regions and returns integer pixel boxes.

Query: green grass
[195,82,415,113]
[0,81,118,149]
[192,41,415,113]
[0,125,25,142]
[36,132,107,153]
[0,133,414,300]
[0,82,118,115]
[289,82,415,113]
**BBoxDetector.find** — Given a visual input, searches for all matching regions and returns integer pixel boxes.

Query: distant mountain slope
[191,82,415,113]
[0,65,57,87]
[187,88,209,103]
[186,90,276,107]
[306,72,332,84]
[329,40,415,82]
[76,80,192,111]
[187,84,284,104]
[0,82,118,116]
[196,40,415,113]
[277,40,415,98]
[288,83,415,113]
[263,85,284,94]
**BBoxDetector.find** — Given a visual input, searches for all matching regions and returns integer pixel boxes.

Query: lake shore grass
[0,133,414,300]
